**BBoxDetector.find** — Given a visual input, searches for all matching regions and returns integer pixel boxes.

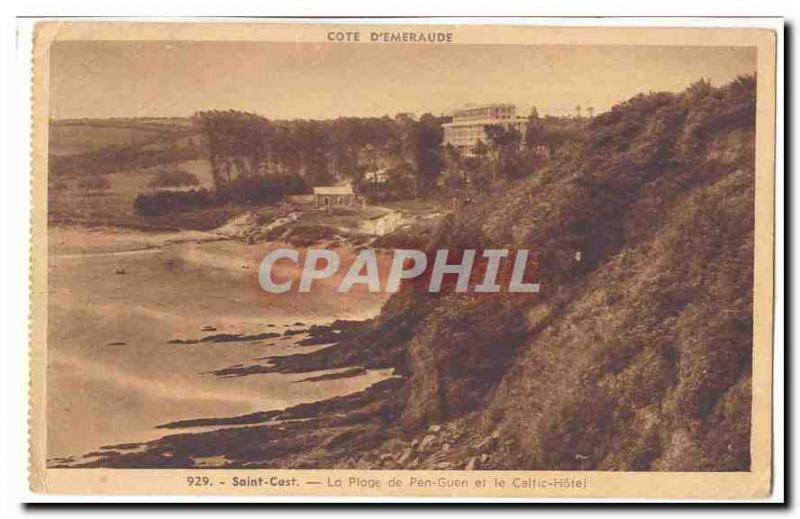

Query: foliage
[410,113,445,192]
[215,175,307,205]
[134,173,307,216]
[383,75,757,471]
[133,188,215,216]
[147,168,200,189]
[193,110,447,199]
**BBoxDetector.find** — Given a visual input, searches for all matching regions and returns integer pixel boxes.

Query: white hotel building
[442,104,529,156]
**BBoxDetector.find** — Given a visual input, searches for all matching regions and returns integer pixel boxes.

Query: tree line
[192,110,446,195]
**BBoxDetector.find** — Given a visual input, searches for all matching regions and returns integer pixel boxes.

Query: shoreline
[45,218,396,463]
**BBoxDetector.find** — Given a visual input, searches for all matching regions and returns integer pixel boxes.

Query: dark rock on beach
[296,367,367,383]
[73,378,406,468]
[168,331,281,345]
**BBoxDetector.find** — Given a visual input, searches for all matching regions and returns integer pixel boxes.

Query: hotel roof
[443,117,528,128]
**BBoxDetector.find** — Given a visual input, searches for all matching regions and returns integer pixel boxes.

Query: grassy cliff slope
[396,76,756,471]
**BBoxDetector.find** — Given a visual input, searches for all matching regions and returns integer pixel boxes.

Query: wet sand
[46,226,391,461]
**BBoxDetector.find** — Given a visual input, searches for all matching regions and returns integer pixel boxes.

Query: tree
[193,109,448,198]
[441,168,466,191]
[463,156,490,188]
[485,125,523,180]
[525,114,543,149]
[443,143,463,179]
[193,110,272,188]
[474,139,489,162]
[406,113,444,198]
[386,163,417,200]
[147,168,200,189]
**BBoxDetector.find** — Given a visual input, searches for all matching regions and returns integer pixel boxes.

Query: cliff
[395,76,756,471]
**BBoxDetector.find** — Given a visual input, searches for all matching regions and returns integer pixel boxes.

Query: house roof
[313,185,354,196]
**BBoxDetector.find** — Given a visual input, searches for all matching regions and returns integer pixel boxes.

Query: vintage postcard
[29,20,778,499]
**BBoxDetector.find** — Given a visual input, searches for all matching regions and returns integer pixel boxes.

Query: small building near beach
[364,168,390,185]
[313,183,361,210]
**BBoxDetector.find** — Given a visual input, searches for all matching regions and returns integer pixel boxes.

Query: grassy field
[49,118,196,157]
[48,158,227,230]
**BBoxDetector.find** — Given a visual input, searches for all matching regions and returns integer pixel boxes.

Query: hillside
[48,118,202,177]
[49,118,195,156]
[392,76,756,471]
[71,77,757,471]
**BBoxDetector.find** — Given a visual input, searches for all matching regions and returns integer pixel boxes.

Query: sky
[49,41,757,120]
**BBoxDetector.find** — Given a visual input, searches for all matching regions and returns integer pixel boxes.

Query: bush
[147,168,199,189]
[216,175,307,205]
[134,173,308,217]
[441,169,466,191]
[356,164,417,202]
[133,188,215,216]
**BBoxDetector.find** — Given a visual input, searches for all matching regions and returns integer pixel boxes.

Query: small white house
[312,183,359,210]
[364,167,390,185]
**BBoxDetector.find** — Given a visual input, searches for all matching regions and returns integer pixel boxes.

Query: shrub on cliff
[393,76,757,471]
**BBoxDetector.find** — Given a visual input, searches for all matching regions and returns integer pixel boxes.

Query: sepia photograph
[26,21,778,499]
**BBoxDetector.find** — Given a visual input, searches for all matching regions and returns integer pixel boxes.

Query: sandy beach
[46,226,391,461]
